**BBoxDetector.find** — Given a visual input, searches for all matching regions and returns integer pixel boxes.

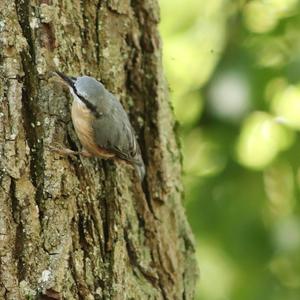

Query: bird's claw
[46,143,79,157]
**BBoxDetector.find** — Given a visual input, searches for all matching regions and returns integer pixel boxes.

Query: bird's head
[53,71,106,109]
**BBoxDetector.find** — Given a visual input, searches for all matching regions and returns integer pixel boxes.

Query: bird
[51,71,145,181]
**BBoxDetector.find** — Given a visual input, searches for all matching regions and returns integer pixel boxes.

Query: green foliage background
[159,0,300,299]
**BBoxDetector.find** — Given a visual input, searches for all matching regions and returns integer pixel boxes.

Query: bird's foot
[46,143,80,157]
[46,143,92,158]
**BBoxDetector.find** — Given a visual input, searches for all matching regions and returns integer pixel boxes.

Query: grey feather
[74,76,145,180]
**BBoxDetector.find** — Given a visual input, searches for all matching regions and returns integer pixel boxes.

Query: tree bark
[0,0,198,299]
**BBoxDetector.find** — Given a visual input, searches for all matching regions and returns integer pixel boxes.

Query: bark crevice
[95,0,101,65]
[15,0,45,207]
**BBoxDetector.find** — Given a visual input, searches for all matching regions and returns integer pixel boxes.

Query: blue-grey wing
[92,94,145,179]
[92,101,139,164]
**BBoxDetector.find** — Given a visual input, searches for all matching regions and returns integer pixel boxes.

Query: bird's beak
[51,71,75,88]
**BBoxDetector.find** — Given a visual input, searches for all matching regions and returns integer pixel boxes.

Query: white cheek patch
[70,88,85,106]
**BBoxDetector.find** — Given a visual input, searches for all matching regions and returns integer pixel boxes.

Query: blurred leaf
[160,0,300,299]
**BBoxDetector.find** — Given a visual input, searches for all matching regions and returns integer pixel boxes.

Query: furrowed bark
[0,0,198,299]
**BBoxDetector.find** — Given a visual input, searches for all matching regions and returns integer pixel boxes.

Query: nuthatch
[52,71,145,180]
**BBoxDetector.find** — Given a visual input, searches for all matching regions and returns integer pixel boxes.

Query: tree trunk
[0,1,198,299]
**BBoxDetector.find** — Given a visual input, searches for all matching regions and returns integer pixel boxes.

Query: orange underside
[71,100,114,159]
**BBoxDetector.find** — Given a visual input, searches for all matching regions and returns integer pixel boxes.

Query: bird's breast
[71,101,114,158]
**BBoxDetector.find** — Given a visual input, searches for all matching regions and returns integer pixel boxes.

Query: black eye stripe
[73,85,101,118]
